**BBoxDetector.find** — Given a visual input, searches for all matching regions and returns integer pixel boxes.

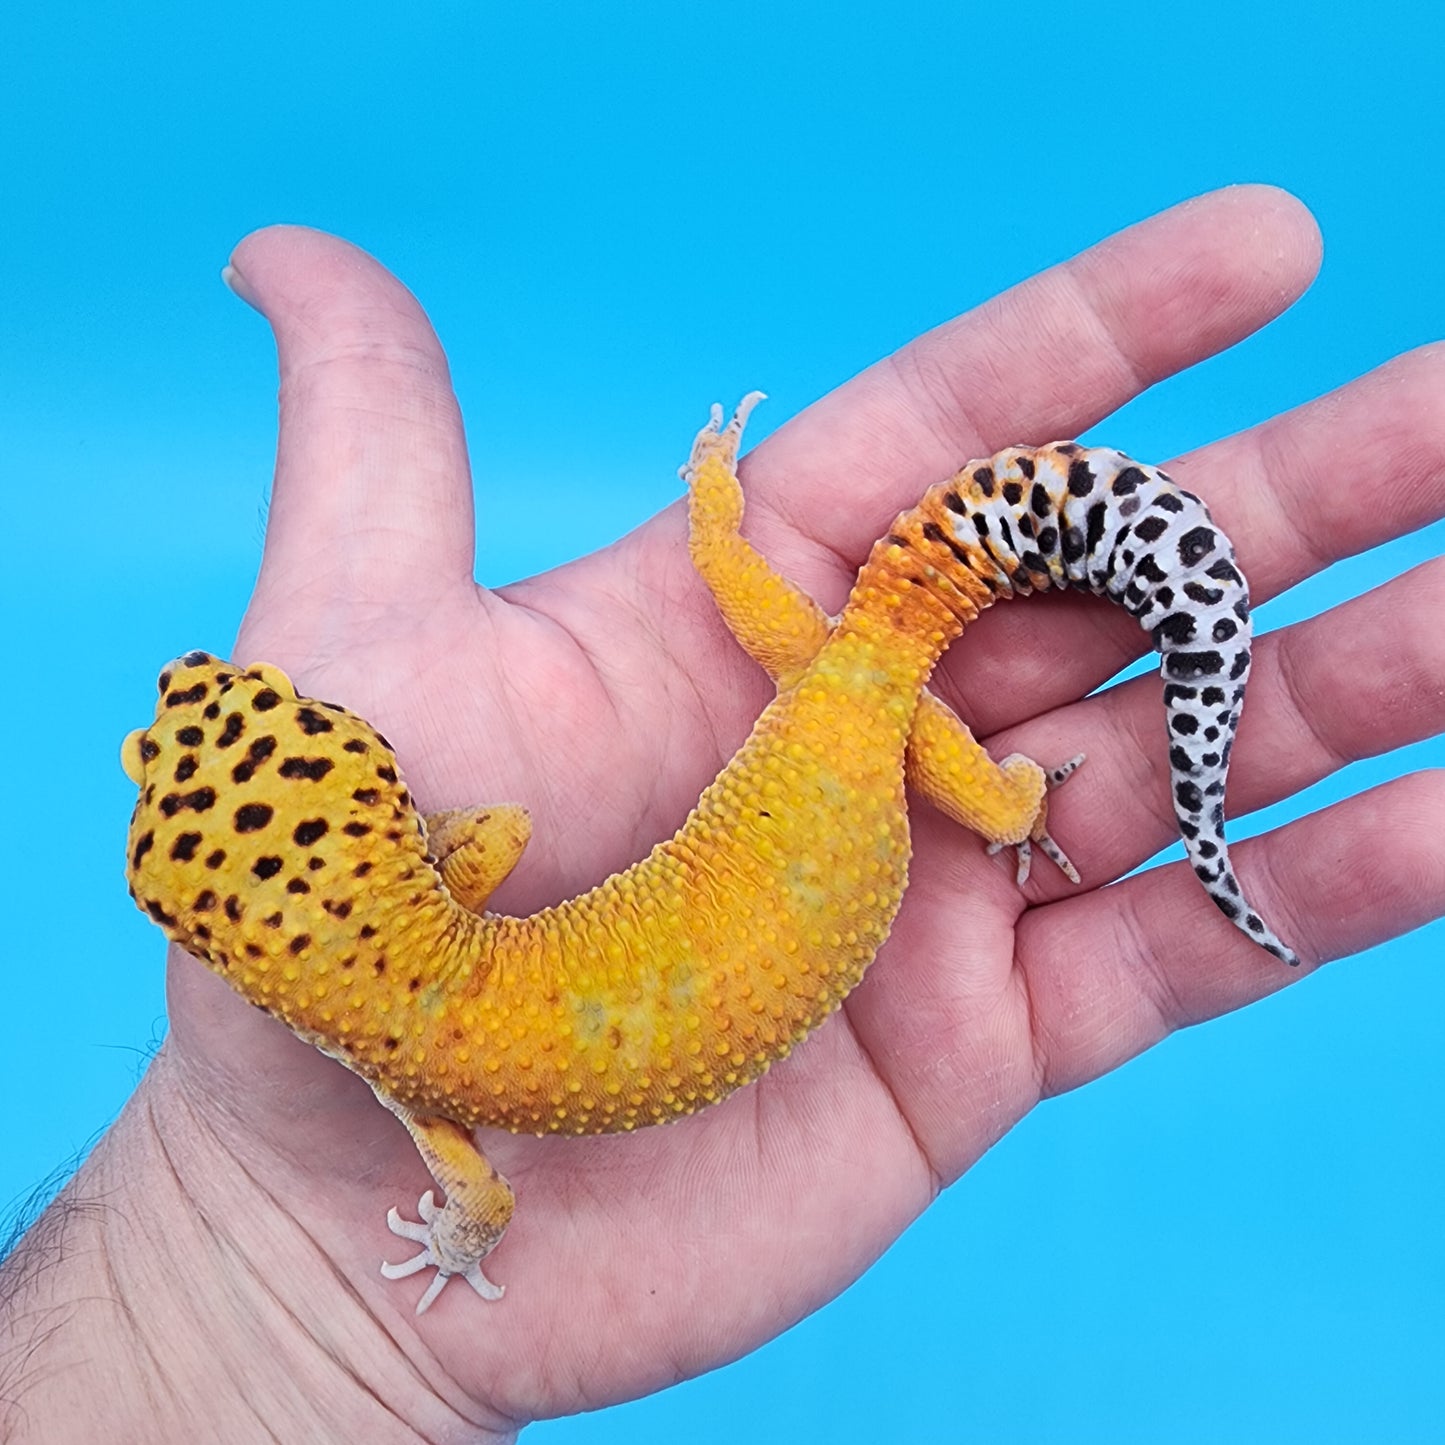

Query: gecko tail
[866,443,1299,966]
[1158,638,1299,966]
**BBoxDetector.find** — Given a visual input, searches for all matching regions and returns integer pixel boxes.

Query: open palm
[155,187,1444,1434]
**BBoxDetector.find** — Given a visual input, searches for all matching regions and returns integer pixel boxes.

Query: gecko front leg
[424,804,532,913]
[374,806,531,1310]
[379,1101,515,1313]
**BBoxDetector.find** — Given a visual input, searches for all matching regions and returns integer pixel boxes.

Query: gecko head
[121,651,424,976]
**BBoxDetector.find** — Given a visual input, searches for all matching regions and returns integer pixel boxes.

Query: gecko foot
[381,1190,505,1313]
[681,391,767,480]
[985,753,1086,886]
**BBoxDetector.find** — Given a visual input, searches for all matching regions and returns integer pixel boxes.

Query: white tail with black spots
[880,443,1297,966]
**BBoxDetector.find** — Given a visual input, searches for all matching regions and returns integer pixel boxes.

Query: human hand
[52,186,1445,1438]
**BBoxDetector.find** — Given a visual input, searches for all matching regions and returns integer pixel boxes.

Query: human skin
[2,186,1443,1443]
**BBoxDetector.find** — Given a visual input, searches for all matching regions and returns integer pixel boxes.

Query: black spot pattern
[159,787,217,817]
[234,803,274,833]
[231,736,277,785]
[279,757,335,781]
[1178,526,1217,565]
[1067,460,1094,496]
[1153,613,1197,646]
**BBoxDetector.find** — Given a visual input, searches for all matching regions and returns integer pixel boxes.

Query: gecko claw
[381,1190,505,1313]
[986,753,1085,886]
[681,392,767,479]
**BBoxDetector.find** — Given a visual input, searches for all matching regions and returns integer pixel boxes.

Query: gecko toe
[1033,831,1081,885]
[381,1191,506,1312]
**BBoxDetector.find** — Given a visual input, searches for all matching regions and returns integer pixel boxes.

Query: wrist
[0,1049,518,1444]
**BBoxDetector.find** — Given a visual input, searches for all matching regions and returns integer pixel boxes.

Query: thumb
[225,226,477,625]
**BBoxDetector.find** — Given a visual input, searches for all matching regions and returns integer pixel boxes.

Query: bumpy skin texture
[122,401,1292,1310]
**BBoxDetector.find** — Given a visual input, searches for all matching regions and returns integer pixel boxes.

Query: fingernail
[221,261,263,313]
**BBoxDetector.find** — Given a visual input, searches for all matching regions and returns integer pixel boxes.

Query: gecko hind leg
[983,752,1085,885]
[377,1099,515,1313]
[684,394,1083,884]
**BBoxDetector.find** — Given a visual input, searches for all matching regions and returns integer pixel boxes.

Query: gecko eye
[248,661,298,699]
[121,728,150,785]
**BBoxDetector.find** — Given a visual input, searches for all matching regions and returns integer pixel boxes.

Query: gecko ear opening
[121,728,149,785]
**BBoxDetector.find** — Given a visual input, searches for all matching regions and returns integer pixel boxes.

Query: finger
[225,225,476,610]
[1021,771,1445,1097]
[739,185,1321,576]
[903,342,1445,742]
[1168,341,1445,602]
[992,556,1445,903]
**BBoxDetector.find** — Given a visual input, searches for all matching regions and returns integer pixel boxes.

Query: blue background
[3,2,1442,1439]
